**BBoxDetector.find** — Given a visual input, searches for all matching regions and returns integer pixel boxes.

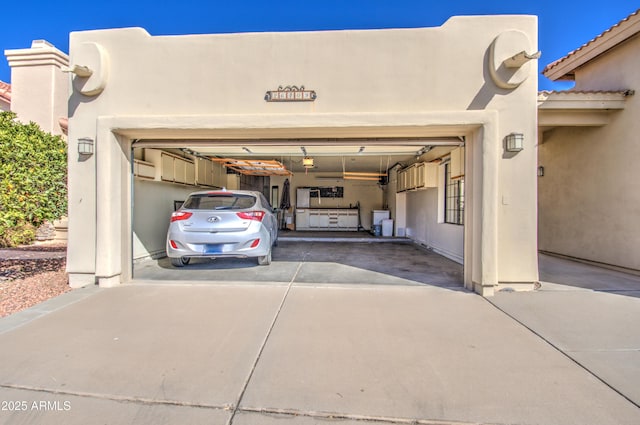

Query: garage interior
[131,138,466,287]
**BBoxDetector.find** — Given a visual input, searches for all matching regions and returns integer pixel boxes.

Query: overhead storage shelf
[396,162,438,192]
[143,149,224,188]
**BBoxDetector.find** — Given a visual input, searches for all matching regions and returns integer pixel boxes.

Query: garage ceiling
[136,138,463,173]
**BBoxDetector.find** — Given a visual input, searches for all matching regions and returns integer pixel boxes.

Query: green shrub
[0,221,36,247]
[0,111,67,247]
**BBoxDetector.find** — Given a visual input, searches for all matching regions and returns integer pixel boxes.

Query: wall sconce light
[505,133,524,152]
[78,137,94,155]
[538,166,545,177]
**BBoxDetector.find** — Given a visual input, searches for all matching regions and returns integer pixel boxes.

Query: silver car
[166,190,278,267]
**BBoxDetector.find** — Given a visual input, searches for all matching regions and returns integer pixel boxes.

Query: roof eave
[537,90,631,110]
[543,10,640,81]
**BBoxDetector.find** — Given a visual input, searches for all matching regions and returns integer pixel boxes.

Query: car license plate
[204,244,223,254]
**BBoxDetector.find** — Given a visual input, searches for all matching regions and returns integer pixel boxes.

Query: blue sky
[1,1,637,90]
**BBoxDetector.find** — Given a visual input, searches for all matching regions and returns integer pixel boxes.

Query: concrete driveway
[1,253,639,425]
[489,254,640,411]
[134,241,465,288]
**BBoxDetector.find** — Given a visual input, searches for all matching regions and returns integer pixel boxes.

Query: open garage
[130,138,466,287]
[65,15,539,295]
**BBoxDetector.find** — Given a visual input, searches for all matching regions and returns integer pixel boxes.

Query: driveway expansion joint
[226,264,300,425]
[237,405,491,425]
[483,298,640,410]
[565,348,640,353]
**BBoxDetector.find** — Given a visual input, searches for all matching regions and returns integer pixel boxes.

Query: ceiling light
[415,146,432,157]
[303,157,314,168]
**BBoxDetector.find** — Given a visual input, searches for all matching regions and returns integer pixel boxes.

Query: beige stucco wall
[538,36,640,271]
[67,16,540,293]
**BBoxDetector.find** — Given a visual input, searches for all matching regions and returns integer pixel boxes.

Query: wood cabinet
[133,159,155,180]
[146,149,196,185]
[450,146,465,179]
[196,157,224,188]
[421,162,438,188]
[396,162,438,192]
[145,149,224,187]
[160,152,175,181]
[397,169,407,192]
[296,209,358,231]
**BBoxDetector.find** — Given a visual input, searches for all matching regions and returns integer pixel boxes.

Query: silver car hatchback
[166,190,278,267]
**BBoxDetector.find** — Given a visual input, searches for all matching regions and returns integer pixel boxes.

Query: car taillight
[236,211,265,222]
[250,239,260,248]
[171,211,193,222]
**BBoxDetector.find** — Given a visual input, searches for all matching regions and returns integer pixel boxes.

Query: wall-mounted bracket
[62,64,93,77]
[503,50,541,69]
[489,31,540,90]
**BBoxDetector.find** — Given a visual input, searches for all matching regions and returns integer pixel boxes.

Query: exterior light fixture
[505,133,524,152]
[78,137,94,155]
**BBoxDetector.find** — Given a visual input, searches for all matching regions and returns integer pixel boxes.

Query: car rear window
[182,194,257,210]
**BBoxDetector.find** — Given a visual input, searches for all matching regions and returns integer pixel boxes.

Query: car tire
[171,256,191,267]
[257,250,271,266]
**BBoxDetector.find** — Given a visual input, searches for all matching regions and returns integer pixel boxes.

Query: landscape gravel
[0,244,69,318]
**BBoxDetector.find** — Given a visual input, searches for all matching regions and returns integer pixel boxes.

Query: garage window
[444,163,464,225]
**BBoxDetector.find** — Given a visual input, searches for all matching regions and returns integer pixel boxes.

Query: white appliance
[296,188,310,208]
[372,210,390,226]
[382,219,394,237]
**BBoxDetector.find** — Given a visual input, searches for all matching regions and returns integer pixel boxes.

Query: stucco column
[94,122,124,287]
[478,120,499,296]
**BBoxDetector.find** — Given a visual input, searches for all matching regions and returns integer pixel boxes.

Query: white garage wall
[133,178,196,261]
[405,188,464,264]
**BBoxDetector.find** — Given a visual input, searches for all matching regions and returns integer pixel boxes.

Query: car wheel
[257,250,271,266]
[171,256,191,267]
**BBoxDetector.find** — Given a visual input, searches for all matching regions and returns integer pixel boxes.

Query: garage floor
[133,238,464,288]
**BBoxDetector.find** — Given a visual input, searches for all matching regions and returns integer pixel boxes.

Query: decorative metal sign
[265,85,317,102]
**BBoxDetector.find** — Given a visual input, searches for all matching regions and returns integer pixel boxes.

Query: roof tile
[0,80,11,103]
[543,9,640,75]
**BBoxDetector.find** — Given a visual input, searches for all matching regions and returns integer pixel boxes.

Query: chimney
[5,40,69,136]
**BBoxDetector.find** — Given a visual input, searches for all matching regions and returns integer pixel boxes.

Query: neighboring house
[538,9,639,272]
[0,80,10,111]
